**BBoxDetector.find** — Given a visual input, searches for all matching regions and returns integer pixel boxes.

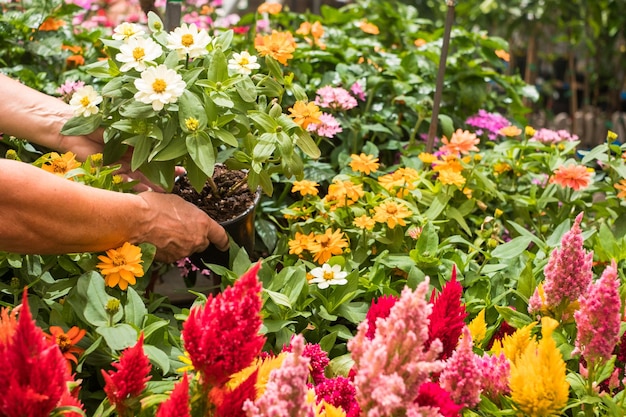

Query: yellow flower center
[56,334,71,352]
[323,270,335,281]
[386,204,398,215]
[152,78,167,93]
[112,254,128,266]
[123,27,135,36]
[133,47,145,60]
[185,117,200,131]
[51,160,68,173]
[239,56,249,65]
[181,34,194,47]
[80,96,91,107]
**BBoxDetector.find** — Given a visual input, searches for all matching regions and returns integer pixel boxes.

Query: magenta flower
[365,294,399,339]
[182,262,265,386]
[543,212,593,310]
[464,110,510,141]
[283,340,329,384]
[415,382,463,417]
[573,260,622,367]
[348,278,445,416]
[439,327,483,409]
[350,81,366,101]
[156,373,190,417]
[314,376,360,417]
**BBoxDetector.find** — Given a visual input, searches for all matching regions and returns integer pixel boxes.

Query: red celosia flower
[283,340,329,384]
[0,289,72,417]
[46,325,86,373]
[426,265,468,360]
[485,319,516,350]
[182,262,265,387]
[415,382,462,417]
[365,294,398,339]
[156,373,190,417]
[213,370,258,417]
[315,376,361,417]
[102,333,152,414]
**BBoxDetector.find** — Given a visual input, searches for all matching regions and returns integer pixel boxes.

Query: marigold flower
[499,125,522,136]
[166,23,211,60]
[440,129,480,155]
[97,242,145,291]
[134,64,186,111]
[358,21,380,35]
[288,231,315,255]
[69,85,102,117]
[46,326,86,372]
[254,31,297,65]
[288,101,322,129]
[509,317,569,417]
[353,215,376,231]
[437,169,466,187]
[292,180,319,196]
[309,229,349,264]
[372,200,412,229]
[349,153,379,175]
[550,163,593,191]
[309,263,348,289]
[614,179,626,198]
[257,2,282,14]
[41,151,82,178]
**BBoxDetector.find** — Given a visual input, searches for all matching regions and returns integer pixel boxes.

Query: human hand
[137,191,229,263]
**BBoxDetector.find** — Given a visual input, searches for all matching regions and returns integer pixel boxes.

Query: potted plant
[60,13,321,266]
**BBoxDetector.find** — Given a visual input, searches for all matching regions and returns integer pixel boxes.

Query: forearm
[0,159,151,254]
[0,74,74,153]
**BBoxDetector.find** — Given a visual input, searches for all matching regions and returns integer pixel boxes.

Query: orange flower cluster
[288,229,349,264]
[254,30,297,65]
[296,21,326,49]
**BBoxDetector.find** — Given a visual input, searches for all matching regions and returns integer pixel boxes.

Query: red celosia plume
[156,373,191,417]
[213,369,258,417]
[364,294,399,340]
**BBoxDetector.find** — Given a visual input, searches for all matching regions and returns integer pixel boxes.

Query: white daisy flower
[309,264,348,289]
[166,23,211,60]
[134,65,186,111]
[227,51,261,75]
[69,86,103,117]
[116,36,163,72]
[112,22,145,41]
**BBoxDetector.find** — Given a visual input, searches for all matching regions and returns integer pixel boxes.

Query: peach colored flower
[495,49,510,62]
[288,101,322,129]
[257,2,282,14]
[349,153,379,175]
[254,31,296,65]
[414,38,427,47]
[292,180,319,196]
[358,21,380,35]
[614,179,626,198]
[550,164,593,191]
[440,129,480,155]
[499,125,522,137]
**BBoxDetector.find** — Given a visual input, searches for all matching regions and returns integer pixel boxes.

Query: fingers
[207,219,229,252]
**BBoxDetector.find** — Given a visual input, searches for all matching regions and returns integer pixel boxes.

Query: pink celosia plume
[439,327,483,409]
[476,352,510,399]
[283,339,329,384]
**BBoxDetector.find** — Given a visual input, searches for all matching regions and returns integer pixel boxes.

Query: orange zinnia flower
[358,21,380,35]
[257,2,282,14]
[499,125,522,137]
[46,326,86,372]
[39,16,65,31]
[614,179,626,198]
[41,151,82,178]
[97,242,145,290]
[440,129,480,156]
[373,200,412,229]
[437,169,466,187]
[254,31,296,65]
[309,229,349,264]
[349,153,379,175]
[288,231,315,256]
[288,101,322,129]
[550,164,593,191]
[292,179,319,196]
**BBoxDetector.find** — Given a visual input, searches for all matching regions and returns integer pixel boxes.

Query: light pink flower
[314,86,358,110]
[477,352,510,400]
[439,327,483,408]
[573,260,621,366]
[350,81,366,101]
[307,113,343,138]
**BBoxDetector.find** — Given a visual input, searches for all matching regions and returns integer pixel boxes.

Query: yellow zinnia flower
[96,242,144,290]
[437,169,466,187]
[41,151,82,178]
[372,200,412,229]
[509,317,569,417]
[254,30,296,65]
[349,153,379,175]
[353,215,376,231]
[292,180,319,196]
[309,229,349,264]
[288,101,322,129]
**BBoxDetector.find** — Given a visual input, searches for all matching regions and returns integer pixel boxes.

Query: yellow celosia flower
[349,153,379,175]
[467,309,487,346]
[437,169,466,187]
[292,180,319,196]
[319,402,347,417]
[491,322,537,365]
[288,231,315,255]
[288,101,322,129]
[96,242,144,290]
[227,353,287,397]
[41,151,82,178]
[309,229,349,264]
[509,317,569,417]
[254,30,296,65]
[176,350,195,373]
[372,200,412,229]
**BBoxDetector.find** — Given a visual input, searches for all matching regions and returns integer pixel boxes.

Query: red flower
[0,289,72,417]
[102,333,152,415]
[415,382,462,417]
[156,373,190,417]
[46,325,86,373]
[283,339,329,384]
[427,265,468,360]
[182,262,265,387]
[212,370,258,417]
[364,294,398,339]
[314,376,360,417]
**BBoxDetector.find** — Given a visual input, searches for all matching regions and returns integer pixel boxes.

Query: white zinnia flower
[69,86,103,117]
[309,264,348,289]
[116,36,163,72]
[227,51,261,75]
[134,65,186,111]
[112,22,145,41]
[166,23,211,60]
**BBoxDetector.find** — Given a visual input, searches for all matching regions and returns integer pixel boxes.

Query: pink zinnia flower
[156,373,190,417]
[439,327,483,408]
[314,86,358,110]
[350,81,366,101]
[543,212,593,309]
[102,333,152,414]
[348,278,445,416]
[427,265,468,360]
[573,260,622,366]
[307,112,343,138]
[182,262,265,387]
[243,334,315,417]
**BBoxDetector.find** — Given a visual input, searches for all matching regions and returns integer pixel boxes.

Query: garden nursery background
[2,0,626,416]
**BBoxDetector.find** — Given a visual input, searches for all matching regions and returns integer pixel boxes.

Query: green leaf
[319,331,337,353]
[235,76,257,103]
[438,114,454,138]
[186,131,216,178]
[494,305,532,329]
[178,90,208,131]
[209,47,228,83]
[212,128,238,147]
[446,206,472,236]
[130,134,153,171]
[249,111,279,132]
[264,55,284,83]
[490,236,532,259]
[60,114,102,136]
[143,344,171,374]
[294,130,321,159]
[67,272,118,327]
[96,324,138,351]
[124,287,147,328]
[264,288,292,308]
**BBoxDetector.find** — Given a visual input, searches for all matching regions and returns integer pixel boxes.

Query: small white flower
[227,51,260,75]
[112,22,145,41]
[69,86,103,117]
[309,264,348,289]
[116,36,163,72]
[134,64,186,111]
[166,23,211,60]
